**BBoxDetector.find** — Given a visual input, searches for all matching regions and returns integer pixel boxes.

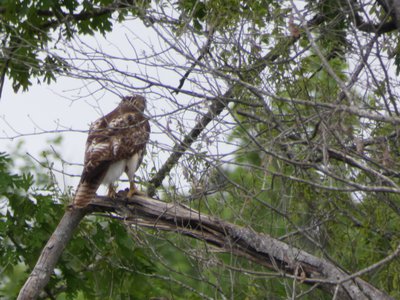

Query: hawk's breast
[102,160,126,185]
[101,150,144,185]
[125,150,143,180]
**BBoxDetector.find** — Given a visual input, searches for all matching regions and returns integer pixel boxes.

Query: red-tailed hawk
[71,95,150,209]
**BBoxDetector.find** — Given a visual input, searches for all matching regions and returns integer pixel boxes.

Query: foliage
[0,147,303,300]
[0,0,150,92]
[3,0,400,299]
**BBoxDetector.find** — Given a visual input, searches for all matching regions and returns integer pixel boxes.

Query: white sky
[0,18,235,197]
[0,20,168,193]
[0,73,118,192]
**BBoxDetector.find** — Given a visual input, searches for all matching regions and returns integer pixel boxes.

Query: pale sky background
[0,20,177,194]
[0,18,234,197]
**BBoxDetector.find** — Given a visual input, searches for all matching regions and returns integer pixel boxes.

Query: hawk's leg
[107,184,117,198]
[127,181,138,198]
[127,181,146,197]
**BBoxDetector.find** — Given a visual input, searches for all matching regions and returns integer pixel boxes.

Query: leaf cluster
[0,151,158,299]
[0,0,150,92]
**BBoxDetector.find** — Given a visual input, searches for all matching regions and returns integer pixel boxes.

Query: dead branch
[18,195,395,300]
[92,195,395,300]
[17,208,89,300]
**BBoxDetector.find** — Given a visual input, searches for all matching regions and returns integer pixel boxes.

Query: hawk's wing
[80,116,116,183]
[72,111,117,208]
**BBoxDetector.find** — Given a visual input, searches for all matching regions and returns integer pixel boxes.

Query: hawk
[71,95,150,209]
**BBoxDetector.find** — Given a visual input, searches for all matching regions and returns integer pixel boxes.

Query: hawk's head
[120,95,146,112]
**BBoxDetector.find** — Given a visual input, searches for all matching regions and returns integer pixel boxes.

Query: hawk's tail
[71,181,99,209]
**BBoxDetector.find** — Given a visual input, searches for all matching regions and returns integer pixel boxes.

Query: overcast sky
[0,20,168,194]
[0,18,235,197]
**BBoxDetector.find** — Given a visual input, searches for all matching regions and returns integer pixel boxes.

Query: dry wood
[17,208,89,300]
[18,195,395,300]
[94,195,395,300]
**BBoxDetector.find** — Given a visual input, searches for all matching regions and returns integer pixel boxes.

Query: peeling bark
[18,195,395,300]
[17,208,89,300]
[92,195,395,300]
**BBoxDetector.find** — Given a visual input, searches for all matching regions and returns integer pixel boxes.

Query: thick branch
[18,194,396,300]
[391,0,400,29]
[147,89,232,196]
[17,208,89,300]
[349,0,396,33]
[146,19,321,196]
[89,195,394,300]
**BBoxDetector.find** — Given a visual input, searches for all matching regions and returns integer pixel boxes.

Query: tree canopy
[2,0,400,299]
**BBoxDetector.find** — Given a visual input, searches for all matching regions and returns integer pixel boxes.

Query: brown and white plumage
[72,95,150,209]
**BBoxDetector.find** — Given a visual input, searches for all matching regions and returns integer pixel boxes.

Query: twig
[339,244,400,285]
[174,26,215,94]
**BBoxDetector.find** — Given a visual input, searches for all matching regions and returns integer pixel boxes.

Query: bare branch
[97,195,397,300]
[145,14,322,195]
[18,195,395,300]
[17,208,89,300]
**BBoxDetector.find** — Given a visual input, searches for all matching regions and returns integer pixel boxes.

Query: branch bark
[93,196,397,300]
[147,89,232,197]
[18,195,396,300]
[17,208,89,300]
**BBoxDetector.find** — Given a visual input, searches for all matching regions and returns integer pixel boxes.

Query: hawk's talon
[127,189,136,198]
[127,181,145,198]
[127,181,137,198]
[107,184,117,198]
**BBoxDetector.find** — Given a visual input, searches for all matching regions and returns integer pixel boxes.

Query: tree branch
[17,208,89,300]
[147,88,232,197]
[146,15,323,196]
[349,0,396,33]
[174,26,215,94]
[94,196,397,300]
[18,195,395,300]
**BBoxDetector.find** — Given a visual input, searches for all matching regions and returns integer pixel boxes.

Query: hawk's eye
[126,114,135,122]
